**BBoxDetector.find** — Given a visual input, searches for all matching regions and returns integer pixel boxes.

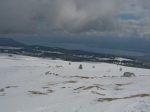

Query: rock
[0,88,5,92]
[122,72,135,77]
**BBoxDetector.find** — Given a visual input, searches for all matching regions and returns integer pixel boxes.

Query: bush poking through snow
[0,88,5,92]
[120,68,122,71]
[78,64,83,69]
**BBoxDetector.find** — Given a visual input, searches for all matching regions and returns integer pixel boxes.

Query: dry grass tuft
[97,93,150,102]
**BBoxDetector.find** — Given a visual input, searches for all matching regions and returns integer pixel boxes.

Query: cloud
[0,0,150,38]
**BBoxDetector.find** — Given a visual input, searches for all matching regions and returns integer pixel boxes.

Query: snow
[0,46,22,50]
[115,57,133,61]
[96,57,133,61]
[0,53,150,112]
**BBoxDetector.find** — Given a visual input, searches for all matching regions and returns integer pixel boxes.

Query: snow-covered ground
[0,53,150,112]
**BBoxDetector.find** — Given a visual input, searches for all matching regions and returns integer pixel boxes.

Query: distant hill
[0,38,26,47]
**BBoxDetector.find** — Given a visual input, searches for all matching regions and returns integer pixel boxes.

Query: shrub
[79,64,83,69]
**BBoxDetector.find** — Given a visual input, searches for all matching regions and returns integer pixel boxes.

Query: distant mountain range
[0,38,26,47]
[0,37,150,69]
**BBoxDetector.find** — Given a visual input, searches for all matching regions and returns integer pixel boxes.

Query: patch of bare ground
[47,82,58,86]
[91,91,105,96]
[73,86,85,91]
[115,82,132,86]
[113,83,132,91]
[29,83,55,96]
[0,86,18,96]
[45,71,59,76]
[28,89,54,96]
[97,93,150,102]
[42,87,49,89]
[64,81,77,84]
[84,85,105,90]
[114,87,124,91]
[47,89,54,93]
[5,86,18,89]
[28,91,48,95]
[0,88,5,92]
[55,65,63,68]
[61,87,66,88]
[83,86,102,90]
[73,85,105,91]
[71,76,95,79]
[0,88,6,96]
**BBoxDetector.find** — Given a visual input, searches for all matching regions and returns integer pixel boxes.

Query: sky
[0,0,150,38]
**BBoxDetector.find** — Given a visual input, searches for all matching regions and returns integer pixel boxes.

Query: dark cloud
[0,0,150,37]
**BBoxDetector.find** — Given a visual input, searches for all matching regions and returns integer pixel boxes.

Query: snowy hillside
[0,53,150,112]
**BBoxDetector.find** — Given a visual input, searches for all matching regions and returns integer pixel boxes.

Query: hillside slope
[0,38,26,47]
[0,53,150,112]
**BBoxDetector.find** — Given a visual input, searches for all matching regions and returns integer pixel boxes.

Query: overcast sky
[0,0,150,38]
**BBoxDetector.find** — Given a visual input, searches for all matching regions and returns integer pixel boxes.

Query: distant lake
[19,40,146,57]
[46,43,146,56]
[13,37,150,60]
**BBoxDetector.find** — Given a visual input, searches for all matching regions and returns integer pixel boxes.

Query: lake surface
[13,37,150,60]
